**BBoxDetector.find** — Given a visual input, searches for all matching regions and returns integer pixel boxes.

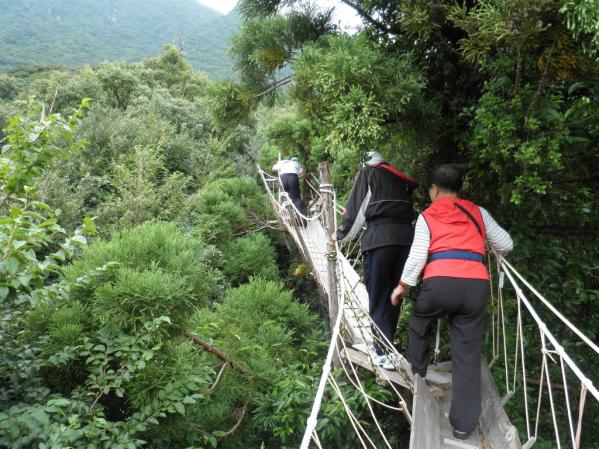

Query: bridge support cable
[501,258,599,355]
[490,254,598,449]
[298,279,345,449]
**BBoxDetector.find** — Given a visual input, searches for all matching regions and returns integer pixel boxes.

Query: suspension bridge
[258,163,597,449]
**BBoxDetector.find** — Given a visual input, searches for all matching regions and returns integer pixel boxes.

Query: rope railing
[257,165,597,449]
[490,255,597,449]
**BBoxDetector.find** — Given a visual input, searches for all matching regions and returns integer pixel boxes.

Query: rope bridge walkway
[258,164,597,449]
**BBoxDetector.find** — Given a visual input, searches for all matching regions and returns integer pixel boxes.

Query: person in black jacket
[332,151,416,369]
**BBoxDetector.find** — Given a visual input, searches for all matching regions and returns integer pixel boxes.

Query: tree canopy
[0,0,239,78]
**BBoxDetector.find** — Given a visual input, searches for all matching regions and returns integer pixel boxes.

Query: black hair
[427,164,463,193]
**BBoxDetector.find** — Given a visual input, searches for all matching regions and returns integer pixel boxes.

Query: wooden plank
[432,360,453,372]
[344,347,446,398]
[478,357,521,449]
[410,374,441,449]
[438,389,482,449]
[290,218,329,317]
[424,367,452,389]
[343,348,411,390]
[443,438,481,449]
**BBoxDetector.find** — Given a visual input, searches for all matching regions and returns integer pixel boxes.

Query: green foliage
[253,371,396,448]
[203,80,252,131]
[222,233,279,286]
[217,278,315,352]
[263,112,313,162]
[185,278,331,447]
[0,0,239,79]
[1,100,89,204]
[3,219,222,448]
[97,62,140,110]
[0,396,147,449]
[0,105,94,307]
[142,46,195,91]
[293,34,423,153]
[0,41,350,449]
[231,4,333,90]
[1,316,214,449]
[0,74,22,101]
[0,107,160,449]
[189,177,272,244]
[450,0,553,65]
[101,147,190,228]
[560,0,599,58]
[63,222,222,331]
[291,34,427,188]
[1,50,260,232]
[257,143,280,169]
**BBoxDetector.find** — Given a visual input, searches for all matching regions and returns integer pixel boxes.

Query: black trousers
[409,276,489,433]
[280,173,303,214]
[363,245,410,354]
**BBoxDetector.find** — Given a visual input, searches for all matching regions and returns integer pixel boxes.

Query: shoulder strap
[454,203,483,236]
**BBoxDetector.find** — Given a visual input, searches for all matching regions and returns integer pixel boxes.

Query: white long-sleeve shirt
[272,159,303,176]
[401,207,513,286]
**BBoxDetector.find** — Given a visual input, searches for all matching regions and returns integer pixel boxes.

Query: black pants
[280,173,303,214]
[363,245,410,354]
[409,276,490,433]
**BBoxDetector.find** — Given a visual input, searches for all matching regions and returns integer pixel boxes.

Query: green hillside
[0,0,239,78]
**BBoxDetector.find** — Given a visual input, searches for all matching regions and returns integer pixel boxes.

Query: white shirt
[401,207,513,286]
[272,159,303,176]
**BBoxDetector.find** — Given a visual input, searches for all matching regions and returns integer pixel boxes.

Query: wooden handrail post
[319,162,340,368]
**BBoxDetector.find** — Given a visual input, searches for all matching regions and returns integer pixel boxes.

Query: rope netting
[487,255,597,449]
[257,166,597,449]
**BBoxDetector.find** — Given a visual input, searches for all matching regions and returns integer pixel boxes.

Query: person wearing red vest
[390,164,513,440]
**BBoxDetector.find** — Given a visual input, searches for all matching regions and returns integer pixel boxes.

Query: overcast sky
[196,0,362,31]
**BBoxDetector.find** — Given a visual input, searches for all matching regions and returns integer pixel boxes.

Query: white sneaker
[369,346,384,364]
[377,354,398,371]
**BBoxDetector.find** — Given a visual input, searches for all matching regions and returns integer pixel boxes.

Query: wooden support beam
[479,356,521,448]
[409,374,441,449]
[319,161,340,367]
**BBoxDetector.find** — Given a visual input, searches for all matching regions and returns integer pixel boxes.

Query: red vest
[422,198,488,280]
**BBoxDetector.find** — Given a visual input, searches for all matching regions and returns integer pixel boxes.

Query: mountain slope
[0,0,239,78]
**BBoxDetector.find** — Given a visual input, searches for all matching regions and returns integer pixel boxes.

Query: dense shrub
[189,177,272,243]
[185,278,324,448]
[99,147,190,229]
[221,233,278,286]
[62,222,222,330]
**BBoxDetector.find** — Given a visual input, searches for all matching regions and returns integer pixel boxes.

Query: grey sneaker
[369,346,384,365]
[377,354,397,371]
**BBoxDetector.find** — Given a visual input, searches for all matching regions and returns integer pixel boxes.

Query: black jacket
[336,163,416,251]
